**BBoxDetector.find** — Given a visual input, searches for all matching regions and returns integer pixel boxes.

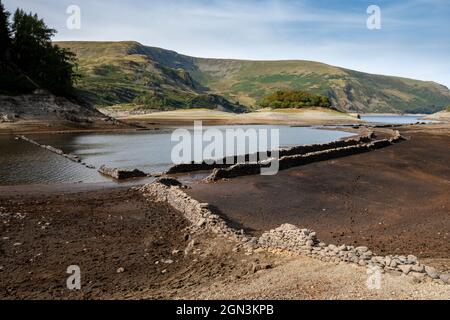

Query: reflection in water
[0,125,353,185]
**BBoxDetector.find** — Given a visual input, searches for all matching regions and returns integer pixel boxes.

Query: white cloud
[3,0,449,87]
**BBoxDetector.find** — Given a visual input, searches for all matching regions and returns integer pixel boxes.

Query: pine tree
[11,9,77,95]
[0,1,11,60]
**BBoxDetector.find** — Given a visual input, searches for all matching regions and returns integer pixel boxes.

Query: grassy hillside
[193,58,450,113]
[57,41,450,114]
[57,41,244,112]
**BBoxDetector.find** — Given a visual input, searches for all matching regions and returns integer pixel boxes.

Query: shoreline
[0,125,375,189]
[0,108,363,134]
[2,109,445,135]
[185,123,450,261]
[1,123,449,299]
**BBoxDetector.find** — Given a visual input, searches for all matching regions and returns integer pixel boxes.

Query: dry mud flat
[1,123,449,299]
[0,187,279,299]
[186,124,450,264]
[0,185,449,299]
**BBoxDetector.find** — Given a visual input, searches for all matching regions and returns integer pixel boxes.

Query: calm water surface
[360,115,434,124]
[0,125,353,185]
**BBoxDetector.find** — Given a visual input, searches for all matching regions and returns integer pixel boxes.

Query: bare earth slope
[0,91,129,133]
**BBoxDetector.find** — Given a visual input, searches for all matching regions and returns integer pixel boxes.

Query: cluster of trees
[133,90,247,113]
[258,90,331,109]
[0,2,77,95]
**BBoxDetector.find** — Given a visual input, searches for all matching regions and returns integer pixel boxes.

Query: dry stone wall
[167,130,375,174]
[205,130,403,181]
[139,179,449,285]
[139,180,257,246]
[258,224,448,284]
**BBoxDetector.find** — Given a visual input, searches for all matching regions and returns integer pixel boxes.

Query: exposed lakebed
[0,125,353,185]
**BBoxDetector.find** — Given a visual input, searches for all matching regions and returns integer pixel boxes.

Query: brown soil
[186,124,450,261]
[1,124,449,300]
[1,185,449,300]
[0,187,275,299]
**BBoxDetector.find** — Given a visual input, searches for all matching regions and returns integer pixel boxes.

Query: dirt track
[186,125,450,261]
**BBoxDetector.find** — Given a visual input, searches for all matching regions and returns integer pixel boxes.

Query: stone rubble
[258,223,449,284]
[98,165,148,180]
[140,179,449,285]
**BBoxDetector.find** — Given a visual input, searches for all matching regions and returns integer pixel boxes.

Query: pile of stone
[258,223,449,284]
[139,179,449,285]
[98,165,147,180]
[258,224,318,254]
[389,130,403,143]
[0,114,14,122]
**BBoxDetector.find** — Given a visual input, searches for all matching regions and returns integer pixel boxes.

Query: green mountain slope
[58,41,244,112]
[57,41,450,114]
[193,59,450,113]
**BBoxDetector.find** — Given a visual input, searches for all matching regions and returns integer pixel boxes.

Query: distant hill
[56,41,245,113]
[57,41,450,114]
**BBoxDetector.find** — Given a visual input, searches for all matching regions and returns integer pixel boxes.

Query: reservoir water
[0,125,353,185]
[360,115,433,124]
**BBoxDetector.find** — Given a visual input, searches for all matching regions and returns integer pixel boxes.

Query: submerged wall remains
[167,130,375,174]
[205,130,402,181]
[98,165,147,180]
[15,135,94,169]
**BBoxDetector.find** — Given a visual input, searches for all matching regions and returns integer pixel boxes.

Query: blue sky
[4,0,450,87]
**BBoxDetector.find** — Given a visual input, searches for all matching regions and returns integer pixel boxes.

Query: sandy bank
[0,107,360,134]
[423,111,450,122]
[121,108,361,126]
